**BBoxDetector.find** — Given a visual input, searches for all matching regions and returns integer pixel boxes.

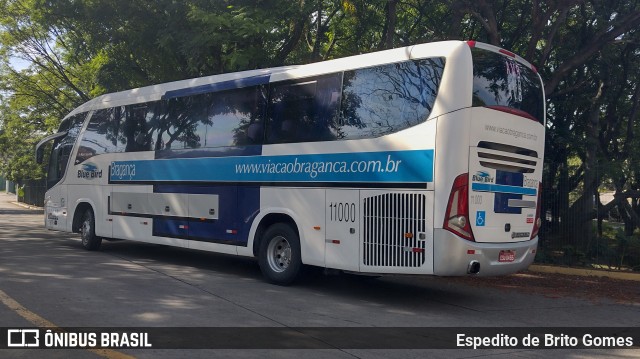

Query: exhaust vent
[477,141,538,173]
[363,193,426,267]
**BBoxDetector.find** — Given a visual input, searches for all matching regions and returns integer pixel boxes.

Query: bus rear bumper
[433,229,538,276]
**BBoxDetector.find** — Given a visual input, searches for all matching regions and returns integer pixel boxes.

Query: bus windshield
[471,48,544,124]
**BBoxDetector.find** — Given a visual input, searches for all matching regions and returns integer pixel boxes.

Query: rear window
[471,48,544,124]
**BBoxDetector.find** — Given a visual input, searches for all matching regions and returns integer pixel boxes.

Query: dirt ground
[449,270,640,305]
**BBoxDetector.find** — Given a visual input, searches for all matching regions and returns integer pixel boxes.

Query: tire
[258,223,302,285]
[80,209,102,251]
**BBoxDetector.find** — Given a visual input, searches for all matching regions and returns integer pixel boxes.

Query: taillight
[444,173,475,241]
[499,49,516,58]
[530,182,542,239]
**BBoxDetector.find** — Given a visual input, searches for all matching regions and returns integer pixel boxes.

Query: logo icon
[82,163,98,172]
[472,171,494,183]
[7,329,39,347]
[476,211,486,227]
[77,162,103,179]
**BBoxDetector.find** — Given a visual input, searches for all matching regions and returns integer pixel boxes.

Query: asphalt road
[0,192,638,358]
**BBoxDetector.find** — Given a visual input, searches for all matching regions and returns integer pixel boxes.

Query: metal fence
[18,179,47,207]
[538,185,640,272]
[6,180,15,194]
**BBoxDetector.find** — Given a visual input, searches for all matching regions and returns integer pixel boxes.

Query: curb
[10,201,43,211]
[529,264,640,282]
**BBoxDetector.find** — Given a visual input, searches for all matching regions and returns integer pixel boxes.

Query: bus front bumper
[433,229,538,276]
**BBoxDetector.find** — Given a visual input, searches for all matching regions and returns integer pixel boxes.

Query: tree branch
[545,10,640,96]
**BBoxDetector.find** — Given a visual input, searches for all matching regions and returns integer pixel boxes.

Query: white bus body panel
[44,185,68,231]
[111,192,152,214]
[325,189,360,272]
[430,109,543,275]
[467,108,544,243]
[433,229,537,276]
[256,188,326,267]
[433,110,473,228]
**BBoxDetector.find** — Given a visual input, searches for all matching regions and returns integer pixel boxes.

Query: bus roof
[66,40,471,119]
[67,65,299,118]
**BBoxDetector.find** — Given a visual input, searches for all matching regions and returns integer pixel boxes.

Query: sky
[9,56,30,71]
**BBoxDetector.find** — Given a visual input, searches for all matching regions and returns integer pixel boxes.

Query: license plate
[499,250,516,262]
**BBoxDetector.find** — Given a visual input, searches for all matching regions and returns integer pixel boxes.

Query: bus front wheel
[80,209,102,251]
[258,223,302,285]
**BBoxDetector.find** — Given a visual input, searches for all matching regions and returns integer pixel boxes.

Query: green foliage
[0,107,45,181]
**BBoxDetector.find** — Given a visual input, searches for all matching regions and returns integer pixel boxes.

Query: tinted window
[267,73,342,143]
[154,95,208,150]
[471,48,544,124]
[204,86,266,147]
[75,108,121,164]
[120,102,155,152]
[339,58,445,139]
[47,113,87,188]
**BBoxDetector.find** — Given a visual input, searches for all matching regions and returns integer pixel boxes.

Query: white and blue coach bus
[36,41,545,285]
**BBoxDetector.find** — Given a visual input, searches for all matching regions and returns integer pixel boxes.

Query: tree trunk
[379,0,397,50]
[572,82,605,247]
[310,0,323,62]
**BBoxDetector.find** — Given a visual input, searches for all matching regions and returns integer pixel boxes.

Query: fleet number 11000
[328,202,356,223]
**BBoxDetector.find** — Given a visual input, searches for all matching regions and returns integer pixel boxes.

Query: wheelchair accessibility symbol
[476,211,486,227]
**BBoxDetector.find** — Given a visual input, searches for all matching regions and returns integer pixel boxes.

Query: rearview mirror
[35,146,44,164]
[35,131,67,164]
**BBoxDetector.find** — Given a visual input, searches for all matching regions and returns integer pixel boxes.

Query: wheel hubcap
[82,219,90,242]
[267,236,291,273]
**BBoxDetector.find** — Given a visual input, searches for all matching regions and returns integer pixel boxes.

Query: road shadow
[92,239,473,309]
[0,209,44,215]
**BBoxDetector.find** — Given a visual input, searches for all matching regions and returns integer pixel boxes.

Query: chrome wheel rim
[81,217,91,244]
[266,235,291,273]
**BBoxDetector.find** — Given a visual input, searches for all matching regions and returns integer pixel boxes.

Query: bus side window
[267,73,341,144]
[203,85,265,147]
[154,95,208,150]
[75,108,121,164]
[121,103,156,152]
[339,58,445,139]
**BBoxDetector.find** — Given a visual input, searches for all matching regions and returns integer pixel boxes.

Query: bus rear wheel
[80,209,102,251]
[258,223,302,285]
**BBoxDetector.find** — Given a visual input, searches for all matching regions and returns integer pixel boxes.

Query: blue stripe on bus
[162,74,270,100]
[110,149,434,184]
[472,183,536,196]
